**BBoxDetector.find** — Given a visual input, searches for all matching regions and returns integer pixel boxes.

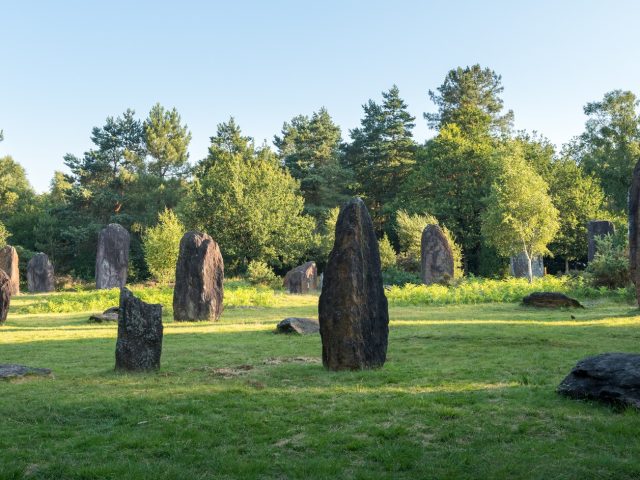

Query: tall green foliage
[143,209,184,284]
[183,118,316,273]
[144,103,192,179]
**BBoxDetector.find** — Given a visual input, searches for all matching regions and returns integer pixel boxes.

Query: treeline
[0,64,638,281]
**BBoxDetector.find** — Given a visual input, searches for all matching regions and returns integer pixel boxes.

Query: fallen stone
[27,252,55,293]
[173,231,224,322]
[95,224,130,290]
[0,270,10,324]
[319,197,389,370]
[522,292,584,308]
[115,288,163,371]
[88,306,119,323]
[558,353,640,408]
[276,317,320,335]
[0,364,52,380]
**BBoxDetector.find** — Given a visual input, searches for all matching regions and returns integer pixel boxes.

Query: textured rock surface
[0,245,20,295]
[587,220,615,262]
[27,253,55,293]
[0,364,52,380]
[115,288,163,371]
[0,270,11,324]
[522,292,584,308]
[629,158,640,306]
[276,317,320,335]
[95,224,130,289]
[509,252,544,278]
[173,232,224,321]
[558,353,640,408]
[420,225,454,285]
[284,261,318,293]
[319,197,389,371]
[89,307,119,323]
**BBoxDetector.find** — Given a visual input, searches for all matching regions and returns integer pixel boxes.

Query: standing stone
[27,253,55,293]
[284,261,317,294]
[173,232,224,322]
[0,270,11,324]
[319,198,389,371]
[95,224,130,290]
[630,158,640,305]
[115,288,163,371]
[0,246,19,295]
[421,225,454,285]
[587,220,615,262]
[509,253,544,278]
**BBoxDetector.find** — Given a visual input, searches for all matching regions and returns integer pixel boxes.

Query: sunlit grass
[1,290,640,478]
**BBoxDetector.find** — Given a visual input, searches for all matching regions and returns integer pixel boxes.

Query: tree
[0,156,35,219]
[378,234,397,271]
[183,118,316,272]
[319,206,340,262]
[144,103,192,179]
[143,208,184,283]
[344,85,416,232]
[274,108,350,219]
[425,64,514,138]
[482,148,559,282]
[572,90,640,212]
[0,221,9,247]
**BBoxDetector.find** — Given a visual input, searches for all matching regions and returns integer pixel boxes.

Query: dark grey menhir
[319,197,389,371]
[115,288,163,371]
[0,270,11,324]
[587,220,615,262]
[27,252,55,292]
[95,223,130,289]
[629,158,640,306]
[558,353,640,408]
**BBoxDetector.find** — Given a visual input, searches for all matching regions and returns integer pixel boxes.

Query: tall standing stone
[27,253,55,293]
[318,198,389,371]
[95,224,130,290]
[509,253,544,278]
[421,225,454,285]
[0,246,19,295]
[115,288,163,371]
[587,220,615,262]
[284,261,318,293]
[0,270,11,324]
[629,158,640,305]
[173,232,224,322]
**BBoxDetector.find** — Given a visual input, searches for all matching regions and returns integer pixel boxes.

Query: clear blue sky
[1,0,639,191]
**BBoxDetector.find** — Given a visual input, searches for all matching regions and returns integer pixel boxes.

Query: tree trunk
[565,259,569,274]
[525,253,533,284]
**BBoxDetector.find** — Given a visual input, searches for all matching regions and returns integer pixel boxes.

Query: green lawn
[2,292,640,479]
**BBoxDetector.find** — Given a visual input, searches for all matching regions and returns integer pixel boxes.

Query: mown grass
[1,289,640,479]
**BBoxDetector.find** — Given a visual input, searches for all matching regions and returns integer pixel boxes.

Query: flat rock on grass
[276,317,319,335]
[0,364,52,381]
[558,353,640,408]
[522,292,584,308]
[88,307,119,323]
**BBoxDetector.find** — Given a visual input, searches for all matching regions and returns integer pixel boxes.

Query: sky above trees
[2,0,639,191]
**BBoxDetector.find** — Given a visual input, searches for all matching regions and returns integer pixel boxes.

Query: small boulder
[284,261,318,293]
[115,288,163,371]
[522,292,584,309]
[0,246,20,295]
[558,353,640,408]
[88,307,119,323]
[276,317,320,335]
[0,364,52,380]
[0,270,10,324]
[27,253,55,293]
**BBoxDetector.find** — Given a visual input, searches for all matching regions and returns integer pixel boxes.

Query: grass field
[2,290,640,479]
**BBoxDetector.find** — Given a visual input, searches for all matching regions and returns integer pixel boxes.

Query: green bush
[246,260,281,289]
[585,235,630,289]
[382,267,421,286]
[378,234,397,271]
[143,208,184,284]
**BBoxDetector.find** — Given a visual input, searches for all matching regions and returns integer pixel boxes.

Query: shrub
[143,208,184,284]
[379,234,397,271]
[382,266,421,286]
[246,260,280,289]
[585,235,630,289]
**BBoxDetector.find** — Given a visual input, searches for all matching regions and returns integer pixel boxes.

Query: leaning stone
[509,252,544,278]
[276,317,320,335]
[558,353,640,408]
[319,197,389,370]
[0,364,52,380]
[173,232,224,321]
[587,220,615,262]
[0,270,11,324]
[421,225,454,285]
[88,306,119,323]
[522,292,584,308]
[0,245,20,295]
[284,261,318,293]
[95,224,130,290]
[27,253,55,293]
[115,288,163,371]
[629,158,640,306]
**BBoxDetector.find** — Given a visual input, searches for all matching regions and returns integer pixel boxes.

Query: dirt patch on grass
[191,365,254,378]
[262,356,321,365]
